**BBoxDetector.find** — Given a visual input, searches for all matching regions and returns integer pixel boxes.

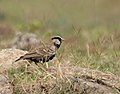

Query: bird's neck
[54,43,60,49]
[48,43,56,51]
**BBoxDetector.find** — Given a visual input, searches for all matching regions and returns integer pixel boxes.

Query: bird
[14,36,64,64]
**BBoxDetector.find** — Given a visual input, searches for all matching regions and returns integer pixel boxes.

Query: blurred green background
[0,0,120,50]
[0,0,120,29]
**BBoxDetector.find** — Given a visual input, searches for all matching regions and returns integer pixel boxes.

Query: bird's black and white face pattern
[51,36,64,49]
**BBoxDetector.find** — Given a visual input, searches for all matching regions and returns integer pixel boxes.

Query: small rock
[10,32,40,51]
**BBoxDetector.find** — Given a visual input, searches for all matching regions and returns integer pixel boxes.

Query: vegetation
[0,0,120,93]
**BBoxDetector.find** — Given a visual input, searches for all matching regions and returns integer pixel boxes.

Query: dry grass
[5,58,120,94]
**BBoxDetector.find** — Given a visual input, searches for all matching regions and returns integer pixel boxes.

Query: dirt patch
[0,49,27,72]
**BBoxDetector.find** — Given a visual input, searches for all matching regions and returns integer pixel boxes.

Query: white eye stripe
[53,39,61,44]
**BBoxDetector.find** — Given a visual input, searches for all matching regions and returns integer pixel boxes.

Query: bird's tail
[14,56,24,63]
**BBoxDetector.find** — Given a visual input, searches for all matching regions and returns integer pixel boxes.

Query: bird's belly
[29,54,55,63]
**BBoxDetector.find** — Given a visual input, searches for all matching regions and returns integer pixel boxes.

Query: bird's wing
[22,46,55,60]
[14,51,40,62]
[14,41,57,63]
[22,52,41,59]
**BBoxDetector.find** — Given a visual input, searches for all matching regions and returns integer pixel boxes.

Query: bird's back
[16,42,56,63]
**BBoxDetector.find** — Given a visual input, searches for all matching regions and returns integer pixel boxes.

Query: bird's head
[51,36,64,49]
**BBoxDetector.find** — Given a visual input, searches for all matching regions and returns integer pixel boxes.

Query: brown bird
[14,36,64,64]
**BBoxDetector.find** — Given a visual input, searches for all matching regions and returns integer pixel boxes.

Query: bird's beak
[61,38,65,41]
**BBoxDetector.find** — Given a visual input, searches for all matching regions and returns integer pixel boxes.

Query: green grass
[0,0,120,93]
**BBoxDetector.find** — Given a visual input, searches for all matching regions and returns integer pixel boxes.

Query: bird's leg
[45,62,49,69]
[45,56,49,69]
[34,61,38,65]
